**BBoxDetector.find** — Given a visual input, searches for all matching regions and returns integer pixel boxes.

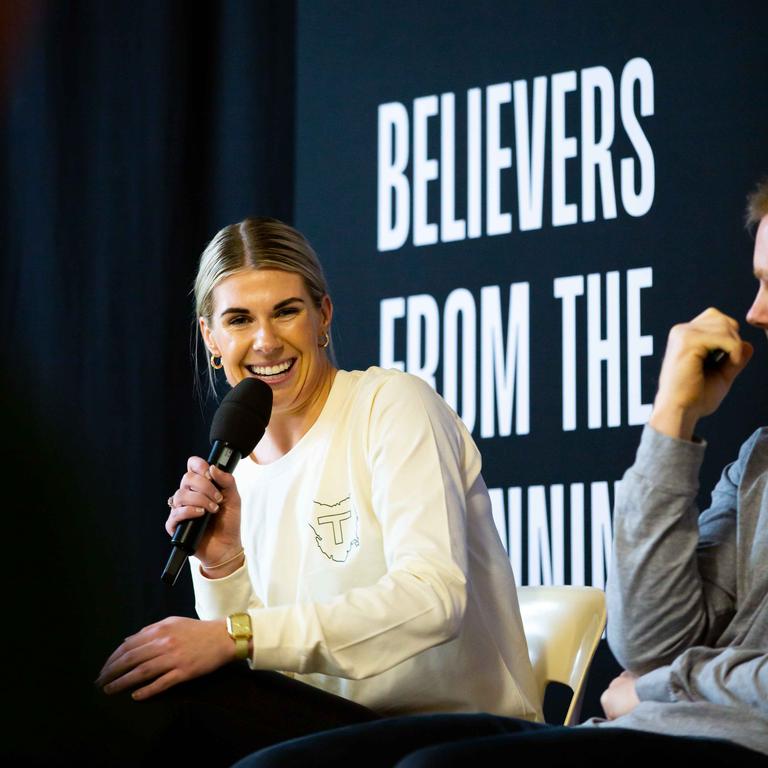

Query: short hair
[746,177,768,231]
[193,217,334,397]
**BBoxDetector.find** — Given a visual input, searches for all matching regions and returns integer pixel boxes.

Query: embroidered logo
[309,496,359,562]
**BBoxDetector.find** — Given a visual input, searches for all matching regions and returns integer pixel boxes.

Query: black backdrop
[1,2,296,761]
[294,0,768,725]
[1,1,766,763]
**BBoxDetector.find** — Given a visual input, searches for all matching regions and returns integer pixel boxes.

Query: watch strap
[232,636,249,660]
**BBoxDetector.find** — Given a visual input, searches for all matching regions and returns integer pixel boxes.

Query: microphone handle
[160,441,243,586]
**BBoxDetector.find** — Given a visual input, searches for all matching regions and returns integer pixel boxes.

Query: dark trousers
[231,713,768,768]
[88,663,378,768]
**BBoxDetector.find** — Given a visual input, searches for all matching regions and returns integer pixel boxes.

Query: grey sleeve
[606,426,747,673]
[635,647,768,715]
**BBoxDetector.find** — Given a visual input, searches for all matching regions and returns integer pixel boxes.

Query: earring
[210,354,224,370]
[319,331,330,349]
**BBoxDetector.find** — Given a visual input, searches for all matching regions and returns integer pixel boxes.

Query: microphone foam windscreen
[209,378,273,455]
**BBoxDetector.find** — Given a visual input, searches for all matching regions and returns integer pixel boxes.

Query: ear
[319,294,333,331]
[199,316,220,356]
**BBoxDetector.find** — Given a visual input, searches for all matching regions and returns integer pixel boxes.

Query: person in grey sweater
[589,179,768,754]
[231,182,768,766]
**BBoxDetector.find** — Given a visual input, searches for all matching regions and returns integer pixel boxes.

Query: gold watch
[226,612,252,660]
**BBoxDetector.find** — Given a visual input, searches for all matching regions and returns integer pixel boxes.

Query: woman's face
[201,268,333,418]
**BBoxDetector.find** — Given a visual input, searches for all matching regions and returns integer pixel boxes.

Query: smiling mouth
[246,359,296,377]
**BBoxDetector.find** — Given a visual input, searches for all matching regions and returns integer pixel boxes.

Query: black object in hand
[703,349,727,370]
[161,378,273,586]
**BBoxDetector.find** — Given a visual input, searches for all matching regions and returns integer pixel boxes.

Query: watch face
[228,613,251,638]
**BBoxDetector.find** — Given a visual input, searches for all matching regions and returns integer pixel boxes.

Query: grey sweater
[584,425,767,755]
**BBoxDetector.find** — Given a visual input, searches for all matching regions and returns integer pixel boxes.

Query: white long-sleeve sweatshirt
[191,367,541,719]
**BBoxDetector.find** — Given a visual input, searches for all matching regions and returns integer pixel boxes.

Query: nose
[252,321,282,354]
[746,285,768,329]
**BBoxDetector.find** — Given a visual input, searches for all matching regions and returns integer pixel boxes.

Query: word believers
[378,58,655,251]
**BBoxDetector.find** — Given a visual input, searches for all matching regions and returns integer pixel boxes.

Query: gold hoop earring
[319,331,330,349]
[210,354,224,370]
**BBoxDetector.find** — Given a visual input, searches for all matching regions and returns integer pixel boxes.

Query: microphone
[161,377,273,586]
[704,348,727,370]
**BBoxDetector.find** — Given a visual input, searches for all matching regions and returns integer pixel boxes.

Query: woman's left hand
[96,617,235,700]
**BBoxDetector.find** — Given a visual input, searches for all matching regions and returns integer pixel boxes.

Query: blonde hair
[746,177,768,231]
[193,217,334,397]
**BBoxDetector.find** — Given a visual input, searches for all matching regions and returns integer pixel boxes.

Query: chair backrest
[517,585,607,726]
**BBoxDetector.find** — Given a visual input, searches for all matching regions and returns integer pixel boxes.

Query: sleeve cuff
[190,557,254,620]
[247,604,321,673]
[635,665,674,703]
[632,424,706,494]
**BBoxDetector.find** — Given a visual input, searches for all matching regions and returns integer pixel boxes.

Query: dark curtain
[1,1,295,762]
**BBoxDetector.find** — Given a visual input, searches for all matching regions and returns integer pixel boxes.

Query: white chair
[517,585,607,725]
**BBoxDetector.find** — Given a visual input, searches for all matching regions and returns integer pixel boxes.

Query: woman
[96,218,539,765]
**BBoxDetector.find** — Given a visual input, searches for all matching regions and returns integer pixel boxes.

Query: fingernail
[215,493,223,503]
[209,502,219,512]
[198,507,206,515]
[205,470,212,480]
[131,690,141,701]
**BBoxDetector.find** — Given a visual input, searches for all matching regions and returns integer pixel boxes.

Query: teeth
[250,360,292,376]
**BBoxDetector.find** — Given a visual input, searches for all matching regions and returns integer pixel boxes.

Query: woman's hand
[96,617,235,700]
[600,670,640,720]
[650,307,753,440]
[166,458,244,572]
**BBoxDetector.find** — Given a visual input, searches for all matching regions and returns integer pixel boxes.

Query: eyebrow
[274,297,305,310]
[219,297,305,317]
